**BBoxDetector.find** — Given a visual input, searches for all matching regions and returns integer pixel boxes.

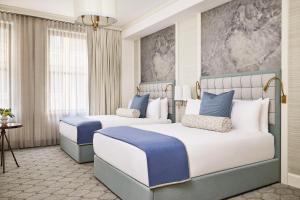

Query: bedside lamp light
[182,85,192,101]
[175,86,183,101]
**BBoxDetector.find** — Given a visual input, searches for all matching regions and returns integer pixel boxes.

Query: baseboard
[288,173,300,189]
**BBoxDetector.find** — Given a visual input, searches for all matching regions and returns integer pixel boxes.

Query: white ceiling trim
[122,0,204,39]
[0,4,74,23]
[122,0,231,39]
[0,4,122,31]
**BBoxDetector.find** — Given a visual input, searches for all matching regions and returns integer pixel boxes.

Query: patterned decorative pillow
[116,108,140,118]
[181,114,232,133]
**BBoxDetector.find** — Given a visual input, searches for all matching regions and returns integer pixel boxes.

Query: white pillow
[160,98,168,120]
[259,98,270,133]
[146,98,161,119]
[231,100,262,132]
[185,98,201,115]
[127,99,132,108]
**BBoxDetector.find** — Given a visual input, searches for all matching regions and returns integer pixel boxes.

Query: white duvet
[59,115,171,143]
[93,123,275,187]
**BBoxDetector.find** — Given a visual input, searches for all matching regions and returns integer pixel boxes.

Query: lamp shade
[74,0,117,27]
[182,85,191,101]
[174,86,183,101]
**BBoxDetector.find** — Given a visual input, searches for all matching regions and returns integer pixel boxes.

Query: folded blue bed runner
[96,126,190,188]
[60,116,102,145]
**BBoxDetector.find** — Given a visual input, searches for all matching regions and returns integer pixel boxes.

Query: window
[0,22,11,108]
[47,29,89,115]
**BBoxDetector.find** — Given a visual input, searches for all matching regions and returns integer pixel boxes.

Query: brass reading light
[263,77,287,104]
[136,86,141,95]
[164,83,174,93]
[196,81,201,100]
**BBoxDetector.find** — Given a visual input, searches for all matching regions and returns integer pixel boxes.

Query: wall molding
[288,173,300,189]
[0,4,74,23]
[0,4,122,31]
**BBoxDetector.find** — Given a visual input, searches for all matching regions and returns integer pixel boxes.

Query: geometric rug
[0,146,299,200]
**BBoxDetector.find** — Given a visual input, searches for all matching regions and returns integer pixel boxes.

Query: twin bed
[59,70,281,200]
[59,82,175,163]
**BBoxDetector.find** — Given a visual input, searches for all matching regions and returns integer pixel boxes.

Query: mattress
[93,123,275,187]
[59,115,171,143]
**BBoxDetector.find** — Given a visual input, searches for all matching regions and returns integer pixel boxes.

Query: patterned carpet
[0,146,299,200]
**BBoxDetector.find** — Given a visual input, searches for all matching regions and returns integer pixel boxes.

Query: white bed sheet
[59,115,171,143]
[93,123,275,187]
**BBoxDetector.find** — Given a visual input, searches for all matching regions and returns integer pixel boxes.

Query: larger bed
[93,70,281,200]
[60,81,175,163]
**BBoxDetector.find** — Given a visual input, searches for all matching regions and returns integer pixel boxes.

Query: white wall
[121,39,135,107]
[176,14,200,87]
[287,0,300,188]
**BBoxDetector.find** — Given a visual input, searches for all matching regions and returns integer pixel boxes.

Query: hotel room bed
[93,70,281,200]
[59,81,175,163]
[93,123,275,187]
[60,115,171,144]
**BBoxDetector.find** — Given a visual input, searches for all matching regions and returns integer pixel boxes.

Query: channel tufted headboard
[138,81,175,122]
[200,70,281,158]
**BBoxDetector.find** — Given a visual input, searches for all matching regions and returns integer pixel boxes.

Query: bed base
[94,155,280,200]
[60,134,94,163]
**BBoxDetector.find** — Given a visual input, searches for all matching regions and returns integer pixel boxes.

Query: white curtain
[0,11,121,149]
[0,12,92,148]
[0,20,10,108]
[47,23,89,127]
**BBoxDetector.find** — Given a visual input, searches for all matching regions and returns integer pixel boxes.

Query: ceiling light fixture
[74,0,117,30]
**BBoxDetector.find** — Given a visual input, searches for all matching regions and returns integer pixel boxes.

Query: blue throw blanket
[97,126,190,188]
[60,116,102,145]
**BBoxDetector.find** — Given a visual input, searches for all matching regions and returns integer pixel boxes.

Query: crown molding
[0,4,122,31]
[0,4,74,23]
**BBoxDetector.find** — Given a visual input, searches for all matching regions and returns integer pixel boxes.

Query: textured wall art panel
[201,0,281,76]
[141,25,175,82]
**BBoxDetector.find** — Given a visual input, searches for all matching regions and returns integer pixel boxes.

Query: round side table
[0,123,22,173]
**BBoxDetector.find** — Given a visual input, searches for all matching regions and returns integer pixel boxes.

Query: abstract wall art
[201,0,281,76]
[141,25,175,82]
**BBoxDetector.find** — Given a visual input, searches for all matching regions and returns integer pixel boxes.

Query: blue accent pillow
[130,94,150,118]
[199,90,235,118]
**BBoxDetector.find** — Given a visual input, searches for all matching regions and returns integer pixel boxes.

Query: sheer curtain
[0,11,121,149]
[0,20,10,108]
[47,23,89,131]
[0,12,91,148]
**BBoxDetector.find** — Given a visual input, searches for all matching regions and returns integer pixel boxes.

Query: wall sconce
[263,76,287,104]
[136,86,141,95]
[175,85,191,106]
[196,81,201,100]
[164,83,173,93]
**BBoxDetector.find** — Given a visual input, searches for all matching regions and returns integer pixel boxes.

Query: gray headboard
[200,70,281,159]
[138,81,175,122]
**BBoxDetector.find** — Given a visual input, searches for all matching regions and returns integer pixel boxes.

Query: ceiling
[0,0,171,28]
[116,0,171,27]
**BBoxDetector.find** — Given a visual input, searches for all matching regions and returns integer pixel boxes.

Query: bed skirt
[60,134,94,163]
[94,155,280,200]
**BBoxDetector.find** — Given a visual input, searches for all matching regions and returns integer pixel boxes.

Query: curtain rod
[0,4,122,32]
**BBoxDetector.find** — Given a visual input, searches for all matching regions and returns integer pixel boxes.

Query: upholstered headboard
[138,81,175,122]
[200,70,281,158]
